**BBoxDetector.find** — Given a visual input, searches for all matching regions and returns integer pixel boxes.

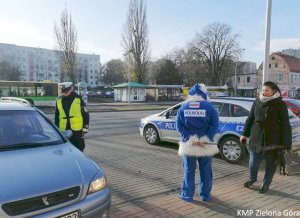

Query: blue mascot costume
[176,84,219,202]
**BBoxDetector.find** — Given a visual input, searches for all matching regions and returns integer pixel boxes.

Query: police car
[139,98,300,164]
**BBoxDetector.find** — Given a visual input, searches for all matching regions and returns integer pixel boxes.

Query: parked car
[0,98,111,218]
[105,91,114,98]
[139,98,300,164]
[87,91,97,97]
[283,98,300,118]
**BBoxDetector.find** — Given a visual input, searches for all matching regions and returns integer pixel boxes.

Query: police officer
[55,82,89,151]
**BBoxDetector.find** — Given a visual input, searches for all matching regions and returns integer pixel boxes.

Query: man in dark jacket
[55,82,90,151]
[240,81,292,193]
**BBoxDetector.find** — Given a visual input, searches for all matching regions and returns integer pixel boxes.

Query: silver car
[0,99,111,218]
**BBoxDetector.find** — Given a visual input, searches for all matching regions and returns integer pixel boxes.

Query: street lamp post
[123,50,132,103]
[33,48,39,81]
[262,0,272,84]
[234,61,238,97]
[33,48,43,81]
[127,60,131,103]
[234,48,245,97]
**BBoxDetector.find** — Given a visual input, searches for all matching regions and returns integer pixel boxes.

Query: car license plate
[59,211,79,218]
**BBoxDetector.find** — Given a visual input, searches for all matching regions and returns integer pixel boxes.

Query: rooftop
[275,53,300,72]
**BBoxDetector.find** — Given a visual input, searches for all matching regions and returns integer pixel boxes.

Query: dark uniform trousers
[69,131,85,151]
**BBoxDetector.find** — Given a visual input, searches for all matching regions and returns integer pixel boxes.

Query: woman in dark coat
[240,81,292,193]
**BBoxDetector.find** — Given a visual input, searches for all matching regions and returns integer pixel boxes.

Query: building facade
[234,61,258,87]
[231,61,259,97]
[257,53,300,98]
[0,43,101,87]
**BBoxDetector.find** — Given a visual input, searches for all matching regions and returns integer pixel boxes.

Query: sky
[1,0,300,66]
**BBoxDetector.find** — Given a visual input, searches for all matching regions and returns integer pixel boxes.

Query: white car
[140,98,300,164]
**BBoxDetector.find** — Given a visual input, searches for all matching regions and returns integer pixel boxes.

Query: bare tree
[189,23,241,85]
[0,61,22,81]
[101,59,126,86]
[122,0,150,83]
[171,48,206,86]
[147,60,160,84]
[155,58,182,85]
[54,8,78,83]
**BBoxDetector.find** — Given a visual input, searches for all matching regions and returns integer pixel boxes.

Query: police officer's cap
[60,82,73,93]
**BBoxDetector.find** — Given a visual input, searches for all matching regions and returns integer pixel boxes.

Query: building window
[271,57,275,60]
[278,74,284,81]
[238,77,240,83]
[275,63,278,68]
[247,77,250,83]
[269,64,271,68]
[284,65,286,68]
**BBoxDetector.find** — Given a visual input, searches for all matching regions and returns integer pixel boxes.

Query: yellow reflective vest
[57,97,83,132]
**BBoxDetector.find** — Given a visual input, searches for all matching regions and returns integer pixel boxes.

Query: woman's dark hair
[263,81,281,96]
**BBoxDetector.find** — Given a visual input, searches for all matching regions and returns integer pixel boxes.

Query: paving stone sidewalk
[108,173,299,218]
[86,135,300,218]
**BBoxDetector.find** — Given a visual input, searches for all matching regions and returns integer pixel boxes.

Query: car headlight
[88,174,107,195]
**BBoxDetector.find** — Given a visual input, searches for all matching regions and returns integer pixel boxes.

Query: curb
[39,106,169,114]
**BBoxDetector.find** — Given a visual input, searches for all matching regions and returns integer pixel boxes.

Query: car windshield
[0,110,64,150]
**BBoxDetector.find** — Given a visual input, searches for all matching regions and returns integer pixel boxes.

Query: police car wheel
[144,125,160,145]
[220,136,246,164]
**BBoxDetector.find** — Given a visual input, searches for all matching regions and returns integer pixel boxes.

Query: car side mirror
[166,111,170,119]
[63,130,73,139]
